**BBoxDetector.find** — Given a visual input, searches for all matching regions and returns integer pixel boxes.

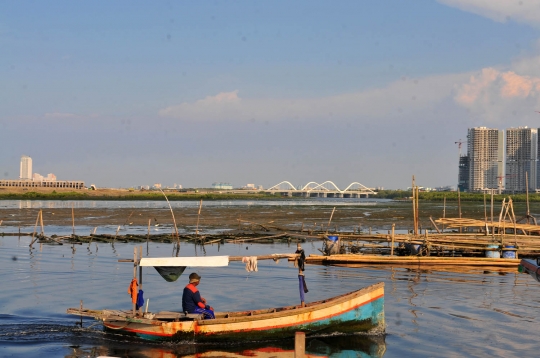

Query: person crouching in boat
[182,272,215,319]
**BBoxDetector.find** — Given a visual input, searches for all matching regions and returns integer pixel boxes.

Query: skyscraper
[467,127,504,192]
[505,127,538,193]
[457,155,470,192]
[19,155,32,180]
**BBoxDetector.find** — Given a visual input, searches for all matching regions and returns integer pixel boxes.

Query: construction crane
[454,139,465,156]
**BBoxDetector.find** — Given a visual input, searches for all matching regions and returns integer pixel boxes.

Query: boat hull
[102,282,384,342]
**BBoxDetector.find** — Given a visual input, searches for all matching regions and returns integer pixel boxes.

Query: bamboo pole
[442,195,446,232]
[429,217,441,234]
[491,189,494,240]
[412,176,416,236]
[457,187,462,233]
[29,210,41,248]
[326,207,336,234]
[196,199,203,236]
[526,171,530,224]
[415,186,420,236]
[391,224,395,256]
[132,247,137,316]
[39,209,45,236]
[71,203,75,237]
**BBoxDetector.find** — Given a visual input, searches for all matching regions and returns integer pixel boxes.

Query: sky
[2,0,540,190]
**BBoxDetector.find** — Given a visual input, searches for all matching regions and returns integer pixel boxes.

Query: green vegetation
[1,189,538,202]
[375,190,540,202]
[0,191,284,201]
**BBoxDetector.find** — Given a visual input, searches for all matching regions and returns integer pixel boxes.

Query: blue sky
[2,1,540,189]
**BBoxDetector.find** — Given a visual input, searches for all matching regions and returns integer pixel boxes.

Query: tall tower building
[19,155,32,180]
[505,127,538,193]
[467,127,504,191]
[458,155,470,192]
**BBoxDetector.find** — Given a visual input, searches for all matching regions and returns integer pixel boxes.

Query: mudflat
[0,198,525,234]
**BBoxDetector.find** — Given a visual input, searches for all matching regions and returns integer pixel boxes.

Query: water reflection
[64,335,386,358]
[8,199,389,210]
[3,240,540,357]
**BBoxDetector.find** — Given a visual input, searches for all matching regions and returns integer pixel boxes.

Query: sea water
[1,236,540,357]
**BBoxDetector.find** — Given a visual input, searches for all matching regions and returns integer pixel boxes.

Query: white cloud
[454,66,540,122]
[159,73,468,122]
[437,0,540,25]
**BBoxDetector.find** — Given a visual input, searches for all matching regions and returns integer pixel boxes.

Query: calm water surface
[1,236,540,357]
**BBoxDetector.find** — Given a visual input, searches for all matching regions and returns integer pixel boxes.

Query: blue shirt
[182,283,206,313]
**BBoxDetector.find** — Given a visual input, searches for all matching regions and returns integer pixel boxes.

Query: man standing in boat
[182,272,215,319]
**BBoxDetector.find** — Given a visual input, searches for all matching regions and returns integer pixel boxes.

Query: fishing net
[153,266,187,282]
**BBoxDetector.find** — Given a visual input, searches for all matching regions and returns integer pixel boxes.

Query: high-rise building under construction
[19,155,32,180]
[505,127,537,193]
[466,127,504,192]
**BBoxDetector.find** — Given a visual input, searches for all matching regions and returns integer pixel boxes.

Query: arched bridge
[266,181,377,198]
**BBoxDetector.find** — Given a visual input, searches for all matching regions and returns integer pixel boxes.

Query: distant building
[0,180,84,189]
[20,155,32,180]
[212,182,233,190]
[434,186,454,192]
[505,127,538,193]
[152,183,162,189]
[46,173,56,181]
[467,127,504,192]
[33,173,44,181]
[245,184,256,189]
[458,155,470,192]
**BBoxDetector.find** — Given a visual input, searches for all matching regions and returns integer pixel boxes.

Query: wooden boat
[67,254,384,342]
[519,258,540,282]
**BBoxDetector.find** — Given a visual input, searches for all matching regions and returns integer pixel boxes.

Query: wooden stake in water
[491,189,494,240]
[71,203,75,237]
[326,207,336,234]
[457,188,462,233]
[526,171,531,224]
[442,195,446,232]
[196,199,203,236]
[391,223,395,256]
[412,176,416,236]
[39,209,45,236]
[159,189,180,242]
[29,210,41,248]
[295,331,305,358]
[132,247,137,316]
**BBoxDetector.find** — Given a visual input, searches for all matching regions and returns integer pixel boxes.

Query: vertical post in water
[147,218,151,252]
[526,171,530,224]
[412,176,416,236]
[138,246,143,313]
[80,300,83,327]
[442,195,446,232]
[457,188,462,233]
[71,203,75,237]
[326,207,336,234]
[391,223,395,256]
[133,246,137,316]
[483,192,488,236]
[295,331,305,358]
[196,199,203,236]
[415,186,420,236]
[39,209,45,236]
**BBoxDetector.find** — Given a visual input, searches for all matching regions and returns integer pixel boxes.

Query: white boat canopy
[139,256,229,267]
